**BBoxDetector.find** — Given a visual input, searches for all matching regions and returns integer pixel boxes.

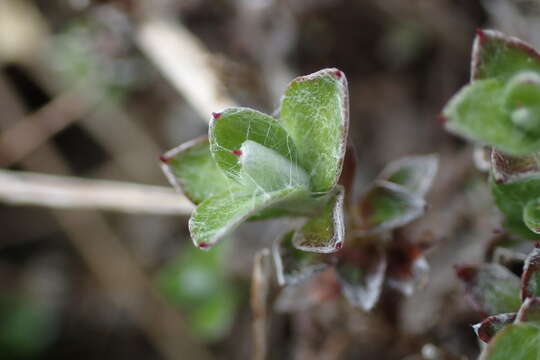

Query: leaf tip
[436,113,448,125]
[211,112,222,120]
[455,264,477,282]
[230,150,242,156]
[333,70,343,79]
[159,154,171,164]
[335,242,343,250]
[197,242,211,250]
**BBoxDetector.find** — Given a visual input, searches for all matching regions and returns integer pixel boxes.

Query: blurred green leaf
[336,245,387,311]
[456,263,521,315]
[157,244,237,341]
[442,78,540,156]
[491,175,540,239]
[479,322,540,360]
[355,180,425,234]
[280,68,349,193]
[0,297,55,358]
[472,29,540,81]
[378,154,438,198]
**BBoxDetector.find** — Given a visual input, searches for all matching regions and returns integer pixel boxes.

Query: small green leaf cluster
[456,245,540,359]
[441,30,540,239]
[162,68,438,311]
[161,68,349,252]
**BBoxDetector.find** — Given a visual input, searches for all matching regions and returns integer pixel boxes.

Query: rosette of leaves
[273,154,438,311]
[440,30,540,240]
[161,68,349,252]
[456,245,540,359]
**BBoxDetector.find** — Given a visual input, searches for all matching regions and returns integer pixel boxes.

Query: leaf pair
[442,30,540,156]
[161,68,348,251]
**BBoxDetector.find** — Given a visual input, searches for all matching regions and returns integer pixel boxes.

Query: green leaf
[503,71,540,136]
[455,264,521,315]
[521,246,540,299]
[442,78,540,156]
[472,29,540,81]
[378,154,439,198]
[491,175,540,239]
[516,297,540,323]
[273,231,327,285]
[292,186,345,253]
[479,322,540,360]
[280,68,349,193]
[160,136,241,204]
[238,140,309,192]
[336,245,387,311]
[209,107,300,184]
[473,313,517,344]
[355,180,425,235]
[189,186,308,249]
[523,199,540,235]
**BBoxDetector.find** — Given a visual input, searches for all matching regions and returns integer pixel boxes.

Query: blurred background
[1,0,540,359]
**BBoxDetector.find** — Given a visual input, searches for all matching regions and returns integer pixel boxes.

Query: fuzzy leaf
[209,107,300,184]
[521,245,540,300]
[442,78,540,156]
[516,297,540,323]
[491,149,540,185]
[292,186,345,253]
[272,231,327,286]
[355,180,425,235]
[160,137,241,204]
[473,313,517,344]
[280,68,349,193]
[472,29,540,81]
[491,175,540,239]
[479,322,540,360]
[189,186,308,249]
[378,154,439,198]
[503,71,540,136]
[238,140,310,192]
[523,199,540,235]
[455,263,521,315]
[336,245,387,311]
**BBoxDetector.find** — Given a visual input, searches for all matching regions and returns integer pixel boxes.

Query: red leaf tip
[230,150,242,156]
[211,112,221,120]
[436,114,448,125]
[476,29,488,44]
[335,242,343,250]
[159,155,170,163]
[333,70,342,79]
[455,265,477,282]
[198,242,210,249]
